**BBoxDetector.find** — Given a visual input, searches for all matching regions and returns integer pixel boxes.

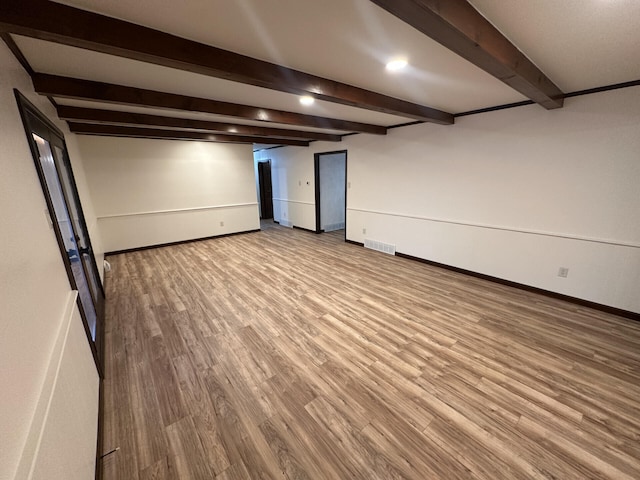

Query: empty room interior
[2,1,640,479]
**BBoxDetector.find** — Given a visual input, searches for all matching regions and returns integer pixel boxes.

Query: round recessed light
[386,58,408,72]
[299,95,315,106]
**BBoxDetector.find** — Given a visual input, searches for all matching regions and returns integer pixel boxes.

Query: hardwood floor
[101,224,640,479]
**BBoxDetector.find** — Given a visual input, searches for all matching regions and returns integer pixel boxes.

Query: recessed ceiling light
[386,58,408,72]
[299,95,315,106]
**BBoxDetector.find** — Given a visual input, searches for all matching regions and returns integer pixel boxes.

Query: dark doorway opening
[258,160,273,220]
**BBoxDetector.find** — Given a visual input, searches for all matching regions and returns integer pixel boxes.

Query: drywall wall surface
[29,299,99,480]
[78,136,260,251]
[0,42,99,480]
[262,86,640,313]
[345,88,640,312]
[348,93,640,242]
[319,152,346,231]
[254,146,316,230]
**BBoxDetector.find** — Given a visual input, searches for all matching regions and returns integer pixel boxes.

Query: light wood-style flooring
[101,224,640,479]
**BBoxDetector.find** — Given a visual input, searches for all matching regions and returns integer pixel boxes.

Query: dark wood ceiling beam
[369,0,564,109]
[1,32,33,75]
[56,106,342,142]
[2,33,64,112]
[67,123,310,146]
[0,0,453,124]
[32,74,387,135]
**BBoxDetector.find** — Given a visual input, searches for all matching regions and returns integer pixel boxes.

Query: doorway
[314,150,347,236]
[15,90,105,374]
[257,160,273,219]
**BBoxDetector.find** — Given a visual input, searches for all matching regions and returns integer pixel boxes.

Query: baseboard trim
[292,225,318,234]
[345,239,364,247]
[105,229,260,256]
[95,378,105,480]
[394,251,639,321]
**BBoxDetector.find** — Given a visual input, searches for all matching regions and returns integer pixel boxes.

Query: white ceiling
[469,0,640,92]
[47,0,527,112]
[8,0,640,144]
[14,35,409,129]
[53,98,353,136]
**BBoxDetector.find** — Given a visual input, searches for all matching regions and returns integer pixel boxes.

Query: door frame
[14,89,105,375]
[314,149,348,238]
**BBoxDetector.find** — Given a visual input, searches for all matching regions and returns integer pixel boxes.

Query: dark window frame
[14,89,105,376]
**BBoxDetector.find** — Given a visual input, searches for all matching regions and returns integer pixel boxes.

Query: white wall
[78,136,260,252]
[319,152,346,231]
[0,42,100,480]
[254,147,316,230]
[17,293,100,480]
[255,87,640,314]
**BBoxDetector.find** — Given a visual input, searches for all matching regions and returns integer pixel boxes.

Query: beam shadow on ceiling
[32,74,389,135]
[67,122,311,146]
[56,106,343,142]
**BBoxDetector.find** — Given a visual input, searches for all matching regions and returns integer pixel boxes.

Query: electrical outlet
[220,221,224,227]
[348,181,351,189]
[298,180,301,186]
[362,228,367,235]
[558,267,569,278]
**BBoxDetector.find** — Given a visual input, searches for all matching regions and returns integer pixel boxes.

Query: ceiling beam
[1,32,33,75]
[0,0,454,124]
[32,74,387,135]
[67,123,310,146]
[369,0,564,109]
[57,106,342,142]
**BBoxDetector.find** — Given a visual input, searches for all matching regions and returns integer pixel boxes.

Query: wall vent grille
[364,239,396,255]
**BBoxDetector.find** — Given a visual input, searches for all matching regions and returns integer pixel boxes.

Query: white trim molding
[272,198,314,205]
[98,202,258,219]
[348,207,639,249]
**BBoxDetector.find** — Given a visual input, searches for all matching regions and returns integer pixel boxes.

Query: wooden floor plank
[101,223,640,479]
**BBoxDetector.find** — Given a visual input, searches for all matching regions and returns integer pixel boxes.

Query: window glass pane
[33,133,97,340]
